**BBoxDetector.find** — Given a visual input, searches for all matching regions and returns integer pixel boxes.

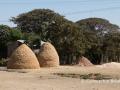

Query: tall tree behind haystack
[76,17,120,64]
[11,9,86,65]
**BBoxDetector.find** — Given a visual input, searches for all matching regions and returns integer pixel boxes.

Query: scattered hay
[96,62,120,68]
[77,56,93,66]
[7,44,40,69]
[37,42,59,67]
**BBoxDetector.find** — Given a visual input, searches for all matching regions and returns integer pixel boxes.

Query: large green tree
[11,9,67,38]
[11,9,86,64]
[0,25,11,44]
[101,32,120,63]
[0,25,22,59]
[76,18,119,33]
[76,18,120,64]
[0,25,11,58]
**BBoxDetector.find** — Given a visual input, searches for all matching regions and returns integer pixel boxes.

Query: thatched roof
[7,44,40,69]
[37,42,59,67]
[77,56,93,66]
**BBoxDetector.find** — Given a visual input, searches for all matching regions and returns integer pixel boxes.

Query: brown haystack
[77,56,93,66]
[7,44,40,69]
[37,42,59,67]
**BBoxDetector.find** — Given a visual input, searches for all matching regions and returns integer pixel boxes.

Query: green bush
[9,29,23,41]
[0,58,7,66]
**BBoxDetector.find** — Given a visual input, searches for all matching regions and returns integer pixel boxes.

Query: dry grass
[0,66,120,90]
[54,73,113,80]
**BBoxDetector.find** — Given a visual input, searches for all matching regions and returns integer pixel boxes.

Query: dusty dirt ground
[0,66,120,90]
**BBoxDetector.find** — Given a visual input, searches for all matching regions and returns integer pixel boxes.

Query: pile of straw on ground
[37,42,59,67]
[96,62,120,68]
[7,44,40,69]
[77,56,93,66]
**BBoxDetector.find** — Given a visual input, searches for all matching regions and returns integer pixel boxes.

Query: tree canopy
[11,9,86,64]
[1,9,120,65]
[0,25,22,59]
[76,18,120,64]
[76,18,119,33]
[0,25,11,45]
[11,9,66,33]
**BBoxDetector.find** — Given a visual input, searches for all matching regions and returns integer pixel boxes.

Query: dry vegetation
[0,65,120,90]
[7,44,40,69]
[37,42,59,67]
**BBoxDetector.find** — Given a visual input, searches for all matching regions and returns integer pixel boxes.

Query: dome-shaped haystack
[77,56,93,66]
[7,44,40,69]
[37,42,59,67]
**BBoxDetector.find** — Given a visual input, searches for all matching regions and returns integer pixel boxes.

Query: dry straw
[7,44,40,69]
[77,56,93,66]
[37,42,59,67]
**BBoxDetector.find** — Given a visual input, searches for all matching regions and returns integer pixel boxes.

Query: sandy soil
[0,66,120,90]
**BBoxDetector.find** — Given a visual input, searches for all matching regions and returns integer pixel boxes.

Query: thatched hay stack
[77,56,93,66]
[7,44,40,69]
[37,42,59,67]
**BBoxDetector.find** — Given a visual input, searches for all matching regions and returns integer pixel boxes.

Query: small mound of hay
[96,62,120,68]
[77,56,93,66]
[7,44,40,69]
[37,42,59,67]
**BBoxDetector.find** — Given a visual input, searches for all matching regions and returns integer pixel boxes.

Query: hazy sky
[0,0,120,26]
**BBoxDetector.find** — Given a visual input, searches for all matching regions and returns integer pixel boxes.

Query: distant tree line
[0,9,120,65]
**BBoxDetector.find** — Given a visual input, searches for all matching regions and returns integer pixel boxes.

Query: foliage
[0,58,7,66]
[0,25,11,59]
[0,25,10,44]
[11,9,86,64]
[76,17,119,34]
[76,18,120,64]
[1,10,120,65]
[102,32,120,62]
[0,25,23,59]
[22,32,40,48]
[11,9,65,34]
[9,28,23,41]
[0,25,22,44]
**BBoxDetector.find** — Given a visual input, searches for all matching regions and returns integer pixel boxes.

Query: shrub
[0,58,8,66]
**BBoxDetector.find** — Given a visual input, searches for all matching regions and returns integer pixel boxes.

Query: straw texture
[37,42,59,67]
[7,44,40,69]
[77,56,93,66]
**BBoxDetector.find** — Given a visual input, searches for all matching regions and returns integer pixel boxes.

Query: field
[0,65,120,90]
